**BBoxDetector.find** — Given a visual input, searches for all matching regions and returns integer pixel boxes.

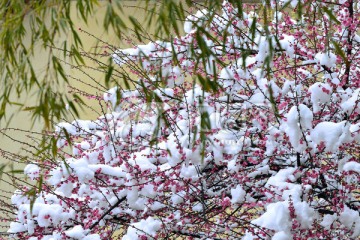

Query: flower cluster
[8,0,360,239]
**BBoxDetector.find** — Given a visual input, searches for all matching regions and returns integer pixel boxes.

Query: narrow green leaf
[332,40,348,65]
[323,7,340,24]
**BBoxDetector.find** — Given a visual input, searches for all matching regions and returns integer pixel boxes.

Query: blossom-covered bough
[6,0,360,239]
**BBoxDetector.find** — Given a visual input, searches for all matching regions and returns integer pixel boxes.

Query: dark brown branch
[89,196,126,230]
[343,0,353,90]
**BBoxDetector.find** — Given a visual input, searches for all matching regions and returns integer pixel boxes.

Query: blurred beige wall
[0,1,153,232]
[0,1,151,164]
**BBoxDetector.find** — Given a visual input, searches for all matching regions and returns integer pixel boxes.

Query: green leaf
[8,169,24,174]
[51,137,58,158]
[332,40,348,65]
[71,46,85,65]
[322,7,340,24]
[68,101,80,118]
[105,64,114,89]
[25,187,37,214]
[268,84,280,121]
[37,175,43,196]
[249,17,257,42]
[129,16,143,42]
[62,128,73,147]
[0,164,7,182]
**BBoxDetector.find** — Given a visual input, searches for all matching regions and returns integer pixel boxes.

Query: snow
[126,187,146,210]
[113,42,156,66]
[266,167,303,201]
[8,222,26,233]
[342,161,360,173]
[184,10,209,33]
[253,199,316,234]
[311,121,351,152]
[83,234,101,240]
[55,122,77,135]
[57,182,74,197]
[298,104,313,130]
[55,120,97,136]
[279,35,295,58]
[69,158,95,183]
[88,164,126,178]
[320,214,337,229]
[65,225,86,239]
[47,167,65,185]
[242,231,256,240]
[9,200,75,235]
[272,231,291,240]
[140,184,157,198]
[266,167,297,188]
[255,37,273,64]
[308,82,332,113]
[171,191,185,205]
[123,217,162,240]
[227,159,240,173]
[294,201,317,229]
[237,56,257,69]
[231,185,246,204]
[180,165,199,181]
[103,86,118,107]
[252,201,291,232]
[192,203,203,212]
[11,190,29,207]
[249,92,265,105]
[289,0,300,8]
[168,66,185,86]
[24,164,40,180]
[282,105,313,152]
[315,52,336,68]
[282,80,295,96]
[350,123,360,142]
[339,206,360,238]
[341,88,360,114]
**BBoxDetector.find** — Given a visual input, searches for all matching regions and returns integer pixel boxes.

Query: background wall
[0,1,154,233]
